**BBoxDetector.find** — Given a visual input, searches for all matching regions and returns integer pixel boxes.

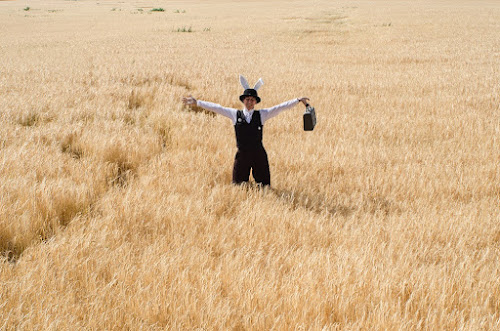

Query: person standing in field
[182,75,309,187]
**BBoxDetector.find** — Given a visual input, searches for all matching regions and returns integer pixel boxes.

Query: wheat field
[1,0,499,329]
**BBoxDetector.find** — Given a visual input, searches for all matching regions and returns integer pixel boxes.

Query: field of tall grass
[1,0,499,328]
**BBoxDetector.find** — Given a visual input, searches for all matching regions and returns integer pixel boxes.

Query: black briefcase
[303,104,316,131]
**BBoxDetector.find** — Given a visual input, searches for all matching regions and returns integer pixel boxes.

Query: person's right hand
[182,95,197,105]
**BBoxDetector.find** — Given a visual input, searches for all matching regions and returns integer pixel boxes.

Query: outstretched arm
[260,97,310,123]
[183,95,238,123]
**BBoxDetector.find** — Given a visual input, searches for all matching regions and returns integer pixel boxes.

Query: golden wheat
[1,0,499,329]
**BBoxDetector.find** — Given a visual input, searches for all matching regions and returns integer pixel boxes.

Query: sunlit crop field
[1,0,499,329]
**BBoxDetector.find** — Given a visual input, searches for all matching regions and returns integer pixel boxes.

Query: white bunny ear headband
[239,75,264,91]
[239,75,263,103]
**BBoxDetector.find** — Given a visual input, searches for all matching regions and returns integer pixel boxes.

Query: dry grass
[1,0,499,329]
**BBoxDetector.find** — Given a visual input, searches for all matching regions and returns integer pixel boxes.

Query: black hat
[239,89,261,103]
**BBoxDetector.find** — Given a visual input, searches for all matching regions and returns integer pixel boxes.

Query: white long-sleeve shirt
[196,98,300,125]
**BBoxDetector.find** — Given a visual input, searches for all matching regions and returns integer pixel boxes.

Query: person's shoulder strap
[236,110,244,123]
[252,110,262,126]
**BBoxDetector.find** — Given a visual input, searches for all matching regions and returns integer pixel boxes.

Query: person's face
[243,96,257,110]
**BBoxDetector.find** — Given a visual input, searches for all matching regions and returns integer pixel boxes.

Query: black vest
[234,110,263,151]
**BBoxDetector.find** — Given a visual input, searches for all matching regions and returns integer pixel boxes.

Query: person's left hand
[298,97,310,106]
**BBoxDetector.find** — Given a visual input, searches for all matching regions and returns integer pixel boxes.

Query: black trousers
[232,147,270,186]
